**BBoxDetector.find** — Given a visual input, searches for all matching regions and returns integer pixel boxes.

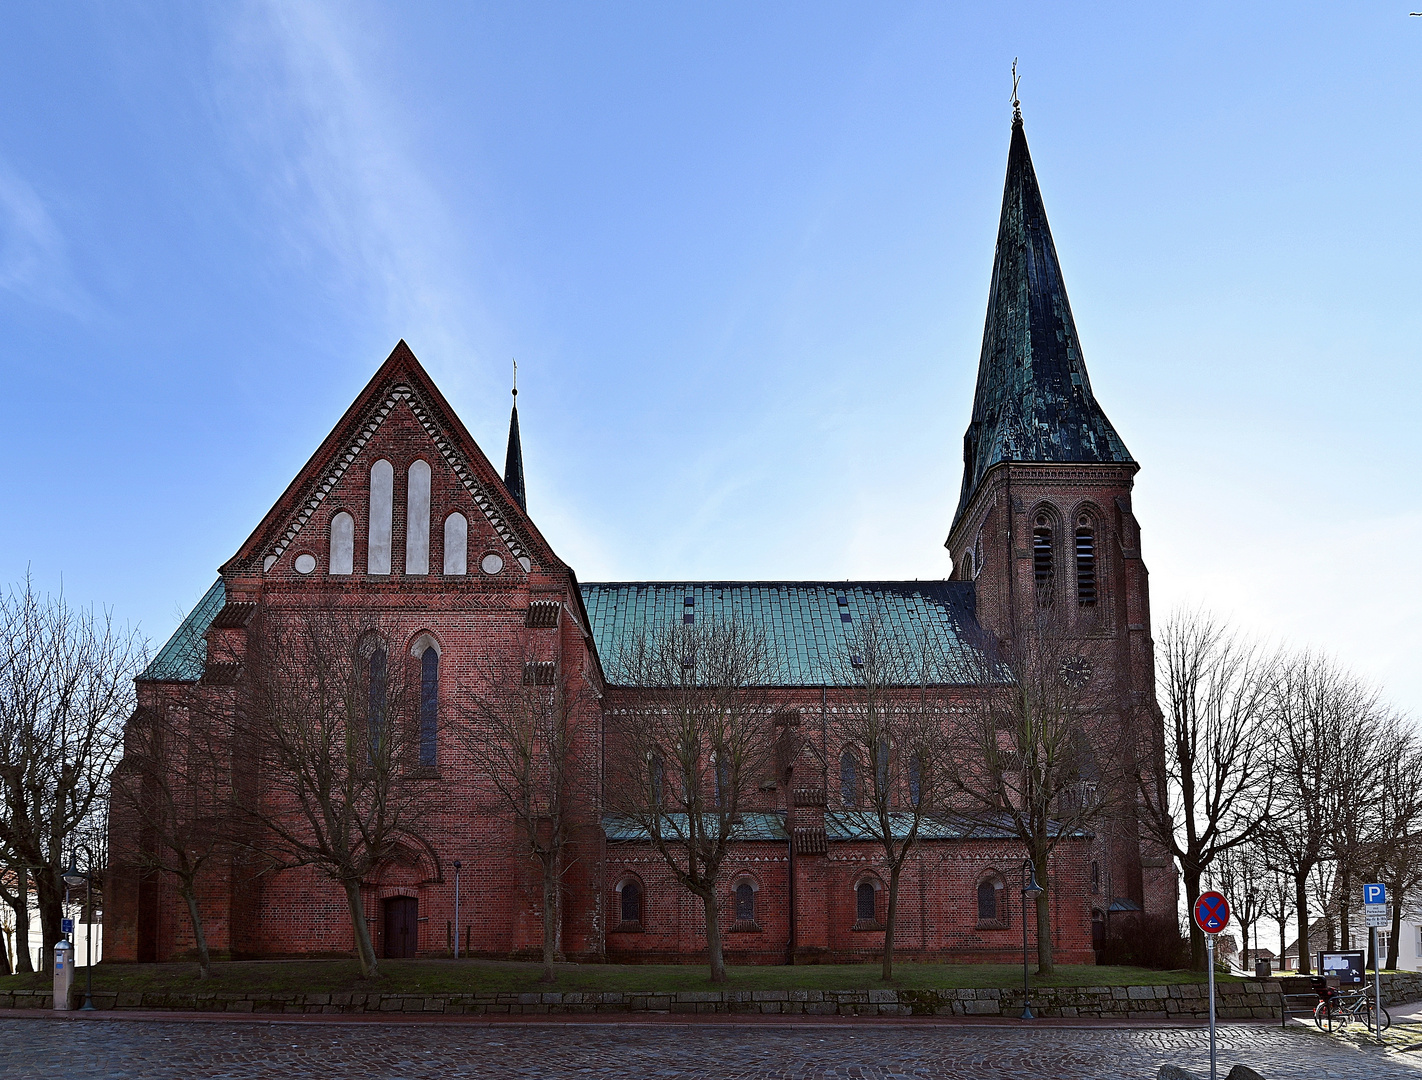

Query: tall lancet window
[367,647,388,750]
[418,645,439,767]
[1076,517,1097,607]
[1033,514,1055,608]
[443,513,467,575]
[329,511,354,575]
[368,460,394,574]
[405,460,431,575]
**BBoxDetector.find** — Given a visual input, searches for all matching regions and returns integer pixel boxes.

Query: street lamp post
[1020,858,1044,1020]
[453,860,462,960]
[1245,890,1257,974]
[62,850,94,1012]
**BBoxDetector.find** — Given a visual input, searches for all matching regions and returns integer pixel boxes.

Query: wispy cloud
[211,0,489,373]
[0,160,90,315]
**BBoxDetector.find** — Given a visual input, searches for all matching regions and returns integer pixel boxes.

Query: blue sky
[1,3,1419,714]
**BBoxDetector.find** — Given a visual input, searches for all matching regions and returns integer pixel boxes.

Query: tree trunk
[1182,866,1205,971]
[1387,886,1402,970]
[342,879,379,978]
[1338,865,1351,949]
[540,862,558,984]
[700,891,726,983]
[179,882,212,979]
[1034,854,1054,975]
[881,865,901,981]
[0,922,10,975]
[1241,920,1249,974]
[1294,874,1311,975]
[11,874,33,972]
[35,869,61,975]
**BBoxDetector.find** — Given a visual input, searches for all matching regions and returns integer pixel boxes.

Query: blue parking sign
[1364,883,1387,905]
[60,918,73,934]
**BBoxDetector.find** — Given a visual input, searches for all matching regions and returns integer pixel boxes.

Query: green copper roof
[139,578,225,682]
[826,810,1086,841]
[580,580,992,687]
[953,115,1134,530]
[603,813,788,843]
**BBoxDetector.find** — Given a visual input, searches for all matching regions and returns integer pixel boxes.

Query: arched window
[1033,513,1054,607]
[650,754,665,807]
[405,460,431,575]
[977,879,999,922]
[368,460,394,574]
[1090,860,1101,894]
[714,752,731,807]
[734,882,755,923]
[418,646,438,767]
[908,753,923,808]
[620,880,641,925]
[443,513,468,575]
[875,739,889,798]
[856,881,876,922]
[329,511,354,575]
[840,747,859,807]
[367,647,388,749]
[1075,516,1097,607]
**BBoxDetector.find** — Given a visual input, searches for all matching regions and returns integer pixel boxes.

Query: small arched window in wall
[1090,859,1101,894]
[874,739,889,799]
[714,752,731,807]
[329,511,354,575]
[649,753,665,807]
[620,880,641,925]
[405,460,431,575]
[443,513,468,575]
[734,882,755,923]
[1075,516,1097,607]
[977,879,1000,922]
[1033,514,1055,608]
[368,460,394,574]
[417,644,439,768]
[840,747,859,807]
[908,753,923,807]
[856,881,876,923]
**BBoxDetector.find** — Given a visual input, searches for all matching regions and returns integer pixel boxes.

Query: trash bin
[53,942,74,1010]
[1255,959,1271,978]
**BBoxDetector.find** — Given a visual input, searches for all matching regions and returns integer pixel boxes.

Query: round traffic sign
[1193,890,1231,934]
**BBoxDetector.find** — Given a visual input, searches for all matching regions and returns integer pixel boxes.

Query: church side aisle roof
[139,578,225,682]
[581,580,996,688]
[953,115,1135,530]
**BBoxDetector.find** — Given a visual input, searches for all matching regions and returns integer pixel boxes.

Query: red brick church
[106,113,1177,967]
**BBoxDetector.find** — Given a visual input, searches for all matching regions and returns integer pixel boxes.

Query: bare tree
[1140,610,1276,969]
[456,629,600,982]
[826,617,950,980]
[1265,651,1372,975]
[604,617,777,983]
[944,612,1128,975]
[109,699,231,977]
[1373,731,1422,969]
[0,578,145,971]
[1319,691,1389,953]
[1211,842,1267,972]
[233,607,440,978]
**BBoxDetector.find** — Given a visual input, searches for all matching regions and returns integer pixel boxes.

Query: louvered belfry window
[1033,516,1055,607]
[1076,517,1097,607]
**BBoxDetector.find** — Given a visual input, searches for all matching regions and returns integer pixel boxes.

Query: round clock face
[1060,657,1092,689]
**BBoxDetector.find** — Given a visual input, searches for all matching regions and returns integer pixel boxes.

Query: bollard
[53,941,74,1011]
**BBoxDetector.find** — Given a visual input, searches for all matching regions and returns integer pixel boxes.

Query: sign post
[1194,891,1232,1080]
[1364,883,1387,1041]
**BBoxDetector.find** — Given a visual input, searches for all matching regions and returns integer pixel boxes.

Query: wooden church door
[383,896,418,958]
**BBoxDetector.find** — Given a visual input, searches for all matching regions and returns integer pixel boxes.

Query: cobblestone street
[2,1016,1420,1079]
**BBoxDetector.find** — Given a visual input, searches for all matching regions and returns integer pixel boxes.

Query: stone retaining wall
[0,981,1277,1018]
[7,973,1417,1018]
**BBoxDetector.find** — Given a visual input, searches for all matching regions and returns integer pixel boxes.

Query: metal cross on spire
[1011,58,1021,122]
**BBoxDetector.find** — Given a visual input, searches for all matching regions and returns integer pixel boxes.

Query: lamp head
[62,855,85,887]
[1022,859,1044,898]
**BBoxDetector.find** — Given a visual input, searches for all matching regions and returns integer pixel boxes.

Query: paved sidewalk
[2,1016,1420,1079]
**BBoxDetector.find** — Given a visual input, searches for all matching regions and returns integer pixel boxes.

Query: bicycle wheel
[1378,1005,1392,1032]
[1314,1001,1335,1030]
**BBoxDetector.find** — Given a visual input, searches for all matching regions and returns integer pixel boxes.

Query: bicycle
[1313,985,1391,1032]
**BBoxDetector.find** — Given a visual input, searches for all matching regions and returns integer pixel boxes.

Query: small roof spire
[503,359,527,514]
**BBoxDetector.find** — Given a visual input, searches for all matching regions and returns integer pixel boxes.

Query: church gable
[221,341,564,582]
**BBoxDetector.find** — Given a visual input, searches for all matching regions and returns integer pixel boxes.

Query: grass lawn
[5,958,1229,997]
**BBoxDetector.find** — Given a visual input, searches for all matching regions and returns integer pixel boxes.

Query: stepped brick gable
[106,116,1174,967]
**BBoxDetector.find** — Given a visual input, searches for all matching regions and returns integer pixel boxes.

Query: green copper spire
[953,112,1134,530]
